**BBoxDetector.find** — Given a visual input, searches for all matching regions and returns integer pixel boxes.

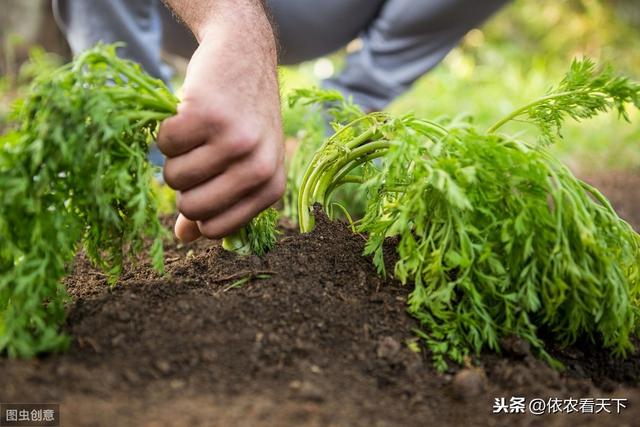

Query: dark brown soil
[1,172,640,427]
[582,170,640,231]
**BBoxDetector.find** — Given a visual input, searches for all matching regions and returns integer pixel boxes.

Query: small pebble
[451,368,486,401]
[176,300,190,311]
[55,364,69,377]
[170,379,186,389]
[123,370,141,385]
[111,333,126,347]
[154,360,171,375]
[290,380,325,402]
[376,336,401,360]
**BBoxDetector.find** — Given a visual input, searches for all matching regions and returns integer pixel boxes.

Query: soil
[582,171,640,231]
[1,171,640,427]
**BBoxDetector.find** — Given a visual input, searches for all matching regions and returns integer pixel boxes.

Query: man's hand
[158,0,285,242]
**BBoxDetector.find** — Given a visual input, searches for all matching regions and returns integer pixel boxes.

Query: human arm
[158,0,285,242]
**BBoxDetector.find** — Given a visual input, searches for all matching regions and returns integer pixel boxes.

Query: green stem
[298,126,379,232]
[299,140,388,232]
[126,111,175,128]
[108,59,177,112]
[338,175,365,184]
[487,89,606,133]
[75,49,177,113]
[323,152,387,207]
[411,118,450,138]
[110,91,174,113]
[298,114,446,233]
[297,114,384,205]
[316,141,390,203]
[221,229,251,255]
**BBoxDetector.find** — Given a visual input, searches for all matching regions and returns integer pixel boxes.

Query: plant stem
[315,140,390,203]
[298,126,379,232]
[487,89,606,133]
[221,229,251,255]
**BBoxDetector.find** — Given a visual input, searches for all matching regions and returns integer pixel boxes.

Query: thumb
[175,213,202,243]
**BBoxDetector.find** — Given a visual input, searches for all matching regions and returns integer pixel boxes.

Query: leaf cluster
[0,44,177,357]
[488,58,640,145]
[283,88,369,223]
[297,59,640,370]
[221,208,279,256]
[0,43,282,357]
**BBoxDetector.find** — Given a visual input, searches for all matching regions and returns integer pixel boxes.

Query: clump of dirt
[1,173,640,427]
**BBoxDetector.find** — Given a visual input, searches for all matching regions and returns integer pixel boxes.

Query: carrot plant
[221,208,279,256]
[0,44,276,358]
[297,59,640,370]
[285,88,370,224]
[0,44,175,357]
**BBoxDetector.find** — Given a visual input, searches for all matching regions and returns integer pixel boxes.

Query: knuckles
[185,101,224,127]
[162,161,188,190]
[225,129,260,158]
[176,193,205,221]
[180,171,285,240]
[266,171,286,202]
[165,101,283,228]
[248,157,277,185]
[198,223,225,240]
[161,126,264,191]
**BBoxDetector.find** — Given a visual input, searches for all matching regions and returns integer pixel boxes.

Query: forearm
[162,0,274,45]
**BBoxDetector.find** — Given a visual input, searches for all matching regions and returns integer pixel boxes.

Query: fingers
[176,145,279,221]
[196,169,285,239]
[174,214,202,243]
[173,169,284,242]
[162,128,260,191]
[157,101,214,158]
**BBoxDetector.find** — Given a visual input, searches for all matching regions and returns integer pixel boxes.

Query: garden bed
[1,171,639,427]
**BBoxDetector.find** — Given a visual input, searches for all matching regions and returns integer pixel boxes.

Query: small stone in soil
[376,336,401,360]
[200,349,217,363]
[451,369,486,401]
[123,370,141,385]
[153,360,171,375]
[111,333,126,347]
[290,380,325,402]
[170,379,186,389]
[176,300,190,311]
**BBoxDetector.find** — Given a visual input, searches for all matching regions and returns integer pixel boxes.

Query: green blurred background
[2,0,639,173]
[281,0,640,174]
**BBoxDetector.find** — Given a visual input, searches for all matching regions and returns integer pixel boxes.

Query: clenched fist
[157,3,285,243]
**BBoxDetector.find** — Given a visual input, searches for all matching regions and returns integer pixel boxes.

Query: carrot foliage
[0,44,277,358]
[296,58,640,370]
[0,45,177,357]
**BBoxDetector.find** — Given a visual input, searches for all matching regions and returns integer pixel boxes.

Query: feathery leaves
[0,44,278,357]
[298,58,640,370]
[0,44,177,357]
[488,58,640,145]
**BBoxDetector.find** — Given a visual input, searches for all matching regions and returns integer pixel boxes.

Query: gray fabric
[53,0,174,83]
[323,0,508,110]
[267,0,386,64]
[53,0,509,110]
